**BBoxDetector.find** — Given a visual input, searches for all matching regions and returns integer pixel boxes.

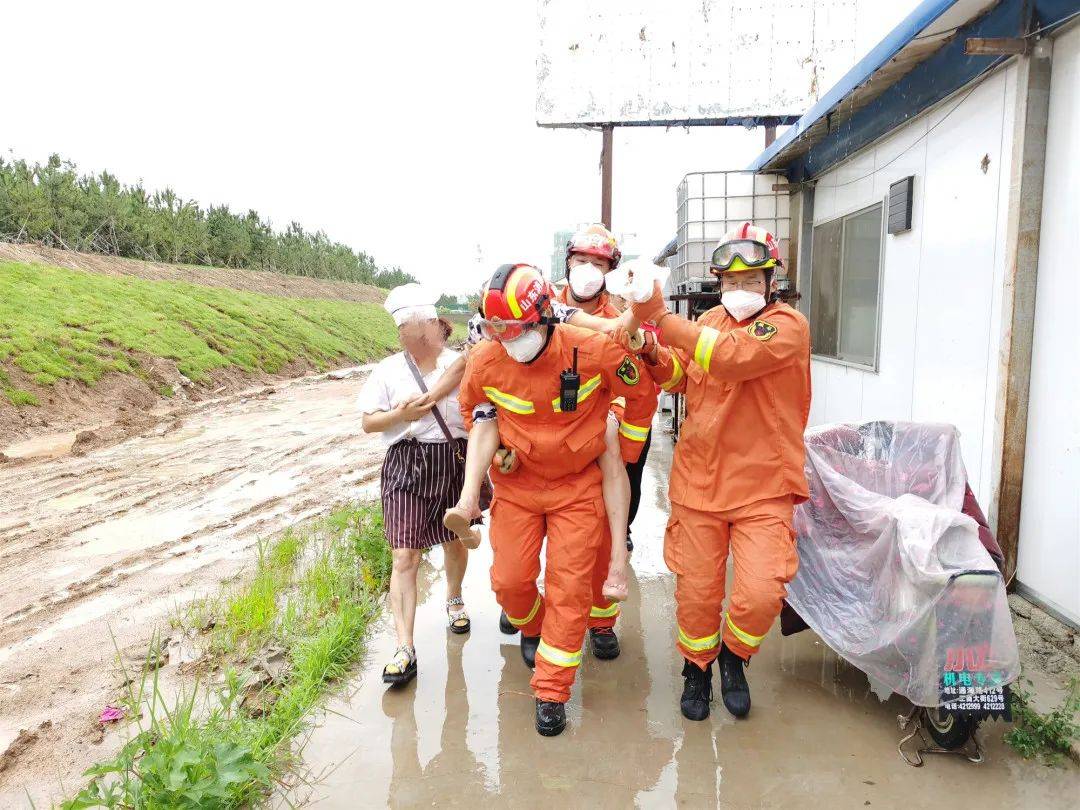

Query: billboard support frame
[601,126,614,229]
[537,115,799,131]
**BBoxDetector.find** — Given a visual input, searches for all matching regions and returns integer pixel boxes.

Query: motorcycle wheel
[922,708,976,750]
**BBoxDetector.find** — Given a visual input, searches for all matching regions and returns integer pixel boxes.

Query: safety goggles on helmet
[476,317,545,343]
[710,239,775,272]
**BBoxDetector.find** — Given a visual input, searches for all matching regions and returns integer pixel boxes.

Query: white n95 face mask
[721,289,767,322]
[568,264,605,300]
[502,329,546,363]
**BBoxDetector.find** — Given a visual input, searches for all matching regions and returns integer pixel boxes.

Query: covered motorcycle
[786,421,1019,750]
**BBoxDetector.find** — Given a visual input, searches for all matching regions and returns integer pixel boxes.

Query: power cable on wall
[810,6,1080,189]
[1027,7,1080,38]
[825,63,992,188]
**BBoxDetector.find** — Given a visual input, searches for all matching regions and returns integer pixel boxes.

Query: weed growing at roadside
[62,503,392,809]
[1005,676,1080,765]
[63,666,269,809]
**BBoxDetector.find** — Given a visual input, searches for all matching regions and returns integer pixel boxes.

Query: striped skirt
[381,438,471,550]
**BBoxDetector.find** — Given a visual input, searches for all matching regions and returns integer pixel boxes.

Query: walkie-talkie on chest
[559,347,580,412]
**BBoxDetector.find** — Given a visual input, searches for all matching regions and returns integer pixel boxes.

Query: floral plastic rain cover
[789,421,1020,706]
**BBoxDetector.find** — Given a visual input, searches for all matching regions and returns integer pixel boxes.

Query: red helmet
[710,222,782,274]
[566,224,621,269]
[479,264,551,342]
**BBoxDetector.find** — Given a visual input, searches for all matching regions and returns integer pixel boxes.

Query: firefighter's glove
[494,447,519,475]
[631,280,669,324]
[635,329,661,365]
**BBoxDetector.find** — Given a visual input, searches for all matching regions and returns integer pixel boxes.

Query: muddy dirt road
[291,438,1078,809]
[0,369,384,806]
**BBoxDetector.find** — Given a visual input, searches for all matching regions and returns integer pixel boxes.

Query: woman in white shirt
[358,284,484,687]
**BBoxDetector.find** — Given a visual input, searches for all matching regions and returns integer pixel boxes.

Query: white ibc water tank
[675,171,791,291]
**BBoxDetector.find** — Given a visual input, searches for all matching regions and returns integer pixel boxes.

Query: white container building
[736,0,1080,626]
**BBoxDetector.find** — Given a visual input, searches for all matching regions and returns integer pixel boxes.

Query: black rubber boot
[680,659,713,721]
[626,535,634,554]
[499,610,518,635]
[589,627,621,660]
[535,699,567,737]
[718,644,751,718]
[520,634,540,670]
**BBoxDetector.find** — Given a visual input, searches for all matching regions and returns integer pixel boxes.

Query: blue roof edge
[746,0,959,172]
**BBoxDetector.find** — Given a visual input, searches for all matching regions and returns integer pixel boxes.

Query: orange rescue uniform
[644,302,811,667]
[557,286,629,421]
[557,285,621,320]
[459,325,657,702]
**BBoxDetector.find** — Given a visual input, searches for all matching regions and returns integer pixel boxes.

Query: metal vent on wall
[888,176,914,234]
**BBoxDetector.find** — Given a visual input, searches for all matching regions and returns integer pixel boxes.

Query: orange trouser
[489,473,616,703]
[664,496,798,668]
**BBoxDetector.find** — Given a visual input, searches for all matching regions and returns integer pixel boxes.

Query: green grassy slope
[0,261,399,406]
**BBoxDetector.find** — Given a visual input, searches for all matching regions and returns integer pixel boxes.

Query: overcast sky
[5,1,919,294]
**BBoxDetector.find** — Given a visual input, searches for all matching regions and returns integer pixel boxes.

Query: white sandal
[382,645,417,686]
[447,597,471,635]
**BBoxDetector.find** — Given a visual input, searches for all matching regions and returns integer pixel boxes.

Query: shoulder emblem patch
[748,320,778,341]
[616,356,640,386]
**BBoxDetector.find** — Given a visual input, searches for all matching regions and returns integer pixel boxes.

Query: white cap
[384,283,438,326]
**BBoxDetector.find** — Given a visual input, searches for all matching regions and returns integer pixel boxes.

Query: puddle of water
[3,432,76,460]
[43,564,81,580]
[0,590,132,668]
[46,490,104,512]
[66,508,204,559]
[288,432,1080,810]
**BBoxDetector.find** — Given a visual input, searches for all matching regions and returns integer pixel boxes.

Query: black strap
[402,352,457,445]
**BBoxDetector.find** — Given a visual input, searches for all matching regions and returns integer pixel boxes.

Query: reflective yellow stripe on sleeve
[693,326,721,373]
[483,386,535,415]
[661,352,685,391]
[551,373,602,412]
[536,640,583,668]
[619,421,649,442]
[506,595,542,627]
[678,626,721,653]
[726,614,765,648]
[590,603,620,619]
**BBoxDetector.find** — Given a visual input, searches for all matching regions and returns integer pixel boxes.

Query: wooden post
[765,122,777,147]
[601,125,614,229]
[992,42,1053,581]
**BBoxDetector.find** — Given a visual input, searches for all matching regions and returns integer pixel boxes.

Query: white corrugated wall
[803,65,1018,509]
[1016,25,1080,625]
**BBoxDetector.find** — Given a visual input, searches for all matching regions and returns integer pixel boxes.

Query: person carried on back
[458,263,657,736]
[426,225,642,609]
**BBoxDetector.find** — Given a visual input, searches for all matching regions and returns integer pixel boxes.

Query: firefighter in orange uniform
[631,223,811,721]
[459,263,656,737]
[558,224,657,562]
[558,223,624,320]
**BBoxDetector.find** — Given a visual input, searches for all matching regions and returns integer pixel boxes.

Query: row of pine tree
[0,154,415,288]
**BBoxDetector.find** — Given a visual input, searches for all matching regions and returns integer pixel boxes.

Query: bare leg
[443,538,468,602]
[456,418,500,519]
[389,548,422,648]
[599,415,631,602]
[444,419,501,548]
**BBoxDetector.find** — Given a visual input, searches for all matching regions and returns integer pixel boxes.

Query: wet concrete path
[291,434,1078,808]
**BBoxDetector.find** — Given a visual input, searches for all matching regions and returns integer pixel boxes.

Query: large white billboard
[537,0,862,127]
